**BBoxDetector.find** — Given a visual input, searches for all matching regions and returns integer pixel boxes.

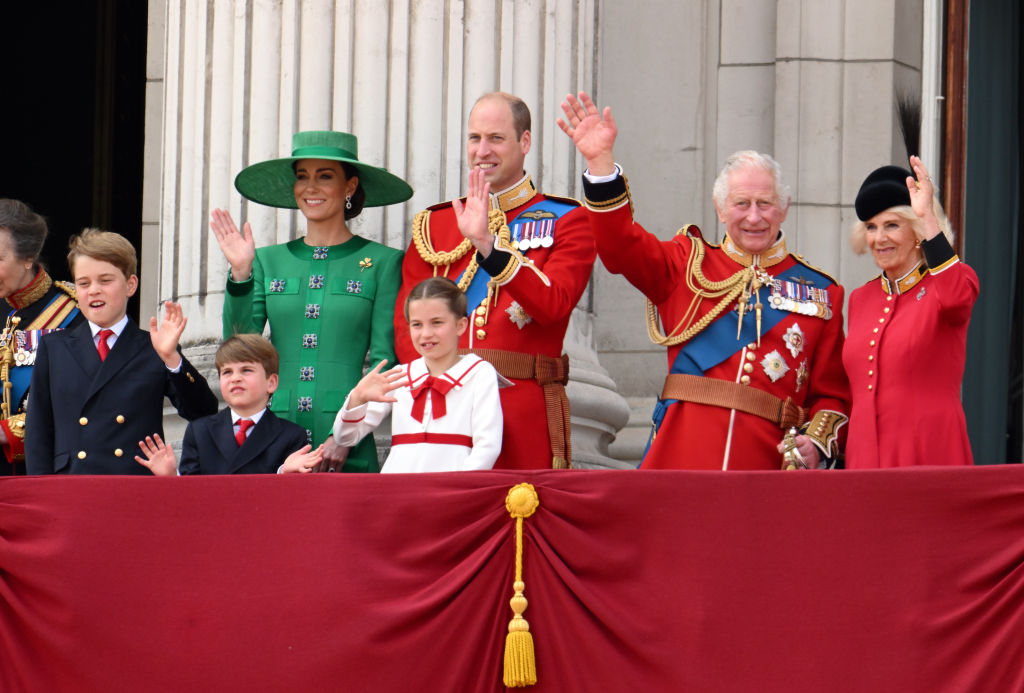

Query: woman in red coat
[842,156,978,468]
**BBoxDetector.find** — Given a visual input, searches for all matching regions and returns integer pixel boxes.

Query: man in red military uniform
[396,92,596,469]
[558,92,850,470]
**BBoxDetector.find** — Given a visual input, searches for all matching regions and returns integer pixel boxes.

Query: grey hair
[711,150,790,210]
[0,198,48,263]
[849,201,955,255]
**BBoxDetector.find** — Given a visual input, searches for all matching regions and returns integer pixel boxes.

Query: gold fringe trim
[503,482,540,688]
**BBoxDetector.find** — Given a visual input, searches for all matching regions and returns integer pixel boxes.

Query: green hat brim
[234,155,413,209]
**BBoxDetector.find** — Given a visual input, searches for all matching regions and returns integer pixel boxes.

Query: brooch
[917,287,926,301]
[506,301,532,329]
[359,257,373,272]
[761,349,790,383]
[795,359,808,393]
[783,323,805,358]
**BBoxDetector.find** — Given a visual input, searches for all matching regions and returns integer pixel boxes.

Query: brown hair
[216,334,280,376]
[474,92,531,141]
[403,277,467,321]
[291,160,365,220]
[67,228,138,278]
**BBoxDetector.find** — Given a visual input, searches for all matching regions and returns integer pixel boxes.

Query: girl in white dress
[333,277,505,472]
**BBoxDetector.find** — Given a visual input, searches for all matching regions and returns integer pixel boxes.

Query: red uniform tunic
[583,172,850,470]
[396,174,596,469]
[842,235,978,468]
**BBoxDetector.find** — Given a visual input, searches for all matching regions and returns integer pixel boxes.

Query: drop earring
[345,195,353,210]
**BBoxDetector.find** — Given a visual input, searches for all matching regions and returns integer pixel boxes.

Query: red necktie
[235,419,254,446]
[409,376,456,423]
[97,329,114,361]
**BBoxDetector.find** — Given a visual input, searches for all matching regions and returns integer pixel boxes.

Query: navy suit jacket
[25,319,219,475]
[179,408,309,475]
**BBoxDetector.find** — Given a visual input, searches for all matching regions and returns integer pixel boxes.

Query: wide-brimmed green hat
[234,130,413,209]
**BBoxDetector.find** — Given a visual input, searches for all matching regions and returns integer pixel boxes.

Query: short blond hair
[850,200,954,255]
[67,228,138,278]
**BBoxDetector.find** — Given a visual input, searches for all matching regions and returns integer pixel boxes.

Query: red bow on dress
[409,375,456,423]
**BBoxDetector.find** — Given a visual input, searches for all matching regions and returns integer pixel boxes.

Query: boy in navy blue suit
[136,334,323,475]
[26,229,219,474]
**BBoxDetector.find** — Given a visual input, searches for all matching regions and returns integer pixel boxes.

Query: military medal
[529,224,543,248]
[769,278,832,319]
[783,323,805,358]
[761,349,790,383]
[795,359,808,393]
[517,224,532,252]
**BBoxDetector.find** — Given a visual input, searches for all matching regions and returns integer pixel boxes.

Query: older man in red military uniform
[558,92,850,470]
[396,92,595,469]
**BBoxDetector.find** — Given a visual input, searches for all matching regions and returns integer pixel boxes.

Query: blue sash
[643,261,831,461]
[457,198,576,316]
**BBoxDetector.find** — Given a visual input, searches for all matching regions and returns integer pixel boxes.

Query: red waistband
[391,433,473,448]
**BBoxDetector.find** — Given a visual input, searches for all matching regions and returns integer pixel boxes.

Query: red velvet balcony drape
[2,467,1023,692]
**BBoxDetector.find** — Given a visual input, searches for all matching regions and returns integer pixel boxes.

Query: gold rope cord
[410,209,474,271]
[646,233,761,346]
[503,482,540,688]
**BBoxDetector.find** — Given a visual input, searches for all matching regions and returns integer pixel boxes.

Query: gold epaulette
[55,280,78,300]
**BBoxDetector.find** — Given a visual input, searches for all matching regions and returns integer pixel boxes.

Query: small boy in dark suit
[136,334,323,475]
[25,229,219,474]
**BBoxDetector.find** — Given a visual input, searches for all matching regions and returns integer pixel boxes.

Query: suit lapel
[231,411,279,473]
[212,409,242,468]
[86,320,148,401]
[65,321,102,381]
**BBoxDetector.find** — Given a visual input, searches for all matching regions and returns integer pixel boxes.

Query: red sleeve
[483,205,596,326]
[582,175,688,304]
[805,281,852,450]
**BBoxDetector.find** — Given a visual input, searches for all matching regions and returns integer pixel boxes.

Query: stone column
[146,0,630,466]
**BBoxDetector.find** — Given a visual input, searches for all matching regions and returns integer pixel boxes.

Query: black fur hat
[854,165,913,221]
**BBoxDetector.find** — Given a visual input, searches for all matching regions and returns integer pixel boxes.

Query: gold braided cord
[646,233,760,347]
[411,209,474,269]
[455,208,510,293]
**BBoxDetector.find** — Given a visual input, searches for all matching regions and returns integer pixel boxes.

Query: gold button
[740,375,751,385]
[114,449,123,457]
[745,352,756,361]
[77,451,87,460]
[474,316,486,327]
[878,318,885,324]
[743,363,754,373]
[79,417,88,426]
[873,327,879,333]
[869,340,876,346]
[868,370,874,376]
[883,307,890,314]
[867,384,873,391]
[747,343,756,350]
[186,373,195,382]
[116,415,125,424]
[476,329,486,340]
[886,295,893,302]
[868,355,874,361]
[476,305,486,316]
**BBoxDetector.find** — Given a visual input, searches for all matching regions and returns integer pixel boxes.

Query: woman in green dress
[211,130,412,472]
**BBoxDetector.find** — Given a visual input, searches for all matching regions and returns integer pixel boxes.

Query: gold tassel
[503,483,540,688]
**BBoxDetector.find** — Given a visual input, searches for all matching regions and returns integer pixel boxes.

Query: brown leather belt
[661,373,806,429]
[460,348,571,468]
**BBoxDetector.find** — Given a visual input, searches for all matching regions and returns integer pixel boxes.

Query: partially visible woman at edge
[842,156,978,468]
[211,130,412,473]
[0,199,82,475]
